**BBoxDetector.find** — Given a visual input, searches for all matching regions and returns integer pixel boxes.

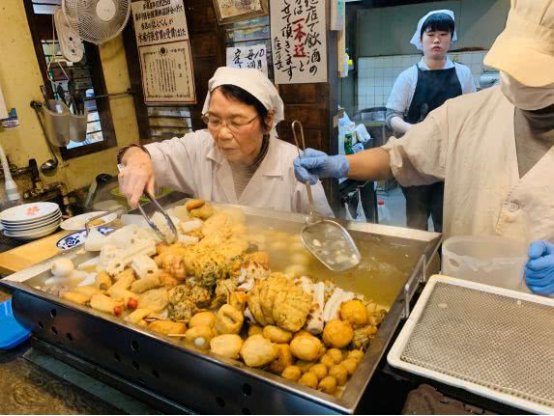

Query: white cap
[202,67,284,137]
[410,10,457,51]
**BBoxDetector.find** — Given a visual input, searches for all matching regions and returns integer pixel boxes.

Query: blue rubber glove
[525,240,554,295]
[293,148,350,185]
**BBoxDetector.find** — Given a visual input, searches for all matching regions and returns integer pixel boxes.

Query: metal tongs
[292,120,361,272]
[136,191,178,244]
[84,192,178,244]
[110,164,178,244]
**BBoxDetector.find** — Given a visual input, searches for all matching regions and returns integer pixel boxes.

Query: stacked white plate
[0,202,62,241]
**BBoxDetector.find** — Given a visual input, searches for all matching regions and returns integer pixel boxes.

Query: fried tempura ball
[294,330,312,339]
[296,360,315,373]
[347,349,364,363]
[341,358,359,376]
[290,334,324,362]
[190,204,214,220]
[240,335,278,367]
[320,354,336,369]
[263,325,292,344]
[329,364,348,386]
[215,304,244,335]
[327,348,344,364]
[210,334,243,359]
[281,365,302,382]
[340,299,369,327]
[298,372,318,389]
[309,363,328,381]
[185,199,205,211]
[318,376,337,395]
[190,311,216,328]
[248,324,263,337]
[269,344,293,374]
[323,320,354,349]
[185,325,214,350]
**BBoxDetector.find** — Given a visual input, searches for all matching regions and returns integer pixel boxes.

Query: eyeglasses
[202,114,259,133]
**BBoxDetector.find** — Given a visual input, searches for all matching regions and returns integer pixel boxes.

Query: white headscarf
[410,10,457,51]
[202,67,285,137]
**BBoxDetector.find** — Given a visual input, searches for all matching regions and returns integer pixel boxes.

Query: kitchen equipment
[40,100,72,147]
[3,223,61,241]
[0,202,62,241]
[31,101,60,174]
[54,7,84,63]
[112,165,177,244]
[56,226,114,250]
[292,120,361,272]
[442,235,528,292]
[0,202,60,223]
[62,0,131,45]
[84,174,113,210]
[135,192,178,243]
[2,213,62,232]
[0,143,21,202]
[388,275,554,414]
[61,211,117,231]
[1,196,441,414]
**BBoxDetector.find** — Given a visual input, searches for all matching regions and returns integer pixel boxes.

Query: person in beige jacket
[294,0,554,293]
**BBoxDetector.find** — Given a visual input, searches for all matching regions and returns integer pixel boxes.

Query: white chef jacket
[383,85,554,243]
[146,130,334,217]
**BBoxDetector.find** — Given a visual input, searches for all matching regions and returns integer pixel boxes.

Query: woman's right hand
[118,147,155,209]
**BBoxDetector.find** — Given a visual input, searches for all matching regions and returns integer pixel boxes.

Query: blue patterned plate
[56,226,114,250]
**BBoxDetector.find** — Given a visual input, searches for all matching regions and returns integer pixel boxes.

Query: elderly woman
[118,67,333,216]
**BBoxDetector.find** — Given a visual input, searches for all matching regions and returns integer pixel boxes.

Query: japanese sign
[132,0,188,46]
[226,44,268,76]
[132,0,196,104]
[139,42,196,103]
[270,0,328,84]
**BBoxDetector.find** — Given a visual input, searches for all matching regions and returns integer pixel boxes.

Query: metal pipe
[84,89,135,101]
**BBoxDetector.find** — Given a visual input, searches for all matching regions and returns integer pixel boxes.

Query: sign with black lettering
[270,0,328,84]
[132,0,196,104]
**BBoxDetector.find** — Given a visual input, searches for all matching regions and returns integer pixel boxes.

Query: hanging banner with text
[132,0,196,104]
[225,44,268,76]
[270,0,328,84]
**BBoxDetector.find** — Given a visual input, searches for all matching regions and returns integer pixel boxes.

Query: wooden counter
[0,230,71,275]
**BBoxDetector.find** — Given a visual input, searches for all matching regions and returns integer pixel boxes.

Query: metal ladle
[292,120,361,272]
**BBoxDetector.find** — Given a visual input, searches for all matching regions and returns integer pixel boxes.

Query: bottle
[344,133,353,155]
[377,200,390,224]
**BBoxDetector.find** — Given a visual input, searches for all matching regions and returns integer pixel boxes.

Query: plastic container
[377,200,390,225]
[442,235,529,292]
[0,299,31,350]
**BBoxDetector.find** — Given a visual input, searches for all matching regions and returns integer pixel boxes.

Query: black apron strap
[402,64,463,232]
[406,65,463,124]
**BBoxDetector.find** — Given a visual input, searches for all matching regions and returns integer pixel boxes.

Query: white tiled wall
[357,51,489,110]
